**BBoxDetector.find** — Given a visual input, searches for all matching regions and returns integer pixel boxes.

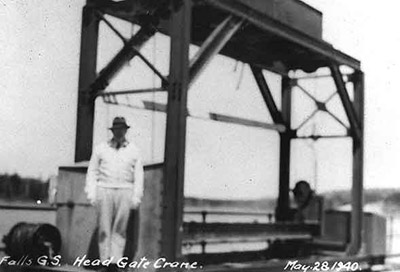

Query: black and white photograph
[0,0,399,271]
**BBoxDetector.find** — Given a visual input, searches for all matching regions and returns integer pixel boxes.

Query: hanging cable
[309,77,318,191]
[310,121,318,191]
[102,94,111,141]
[151,34,157,161]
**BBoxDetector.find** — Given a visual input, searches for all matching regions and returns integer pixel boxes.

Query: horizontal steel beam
[99,88,165,96]
[141,101,285,132]
[295,134,350,140]
[184,233,312,246]
[204,0,361,70]
[293,73,352,80]
[142,100,169,112]
[102,99,285,133]
[184,222,319,237]
[208,112,285,132]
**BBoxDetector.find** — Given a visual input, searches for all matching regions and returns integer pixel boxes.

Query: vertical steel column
[348,71,364,255]
[276,76,293,221]
[75,5,100,162]
[161,0,192,260]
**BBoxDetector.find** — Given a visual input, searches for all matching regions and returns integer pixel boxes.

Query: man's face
[111,127,128,139]
[293,184,311,205]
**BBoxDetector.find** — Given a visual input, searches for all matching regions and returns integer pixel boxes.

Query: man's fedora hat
[109,116,130,130]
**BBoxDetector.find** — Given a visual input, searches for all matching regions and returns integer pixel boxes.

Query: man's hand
[88,197,97,206]
[85,185,97,206]
[131,195,141,209]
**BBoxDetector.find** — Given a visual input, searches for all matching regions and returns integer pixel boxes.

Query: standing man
[85,116,144,269]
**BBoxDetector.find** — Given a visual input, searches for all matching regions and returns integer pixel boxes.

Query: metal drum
[2,222,62,259]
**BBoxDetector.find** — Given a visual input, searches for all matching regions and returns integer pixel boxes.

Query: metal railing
[184,209,275,224]
[182,209,319,256]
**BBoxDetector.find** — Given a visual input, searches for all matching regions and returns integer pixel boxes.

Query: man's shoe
[97,266,108,272]
[107,263,119,272]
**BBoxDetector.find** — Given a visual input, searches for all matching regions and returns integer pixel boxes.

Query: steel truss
[74,0,364,261]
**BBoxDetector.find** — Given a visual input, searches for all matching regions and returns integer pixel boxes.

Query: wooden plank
[136,165,164,261]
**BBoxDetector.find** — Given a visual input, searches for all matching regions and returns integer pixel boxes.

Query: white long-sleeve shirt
[85,140,144,207]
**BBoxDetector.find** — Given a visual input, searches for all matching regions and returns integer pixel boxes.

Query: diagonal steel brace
[189,15,243,86]
[330,65,362,141]
[90,24,157,95]
[251,66,284,125]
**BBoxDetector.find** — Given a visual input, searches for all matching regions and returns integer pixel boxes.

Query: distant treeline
[1,173,400,209]
[186,188,400,211]
[0,174,49,202]
[323,188,400,208]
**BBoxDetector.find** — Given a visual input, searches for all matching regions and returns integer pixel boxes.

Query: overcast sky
[303,0,400,190]
[1,1,399,199]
